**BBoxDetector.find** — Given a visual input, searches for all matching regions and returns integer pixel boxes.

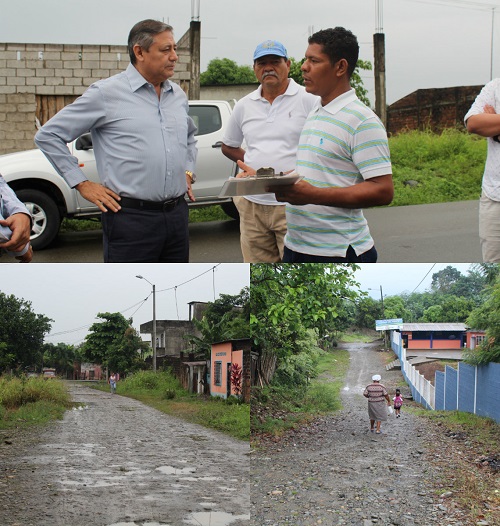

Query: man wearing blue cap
[221,40,318,263]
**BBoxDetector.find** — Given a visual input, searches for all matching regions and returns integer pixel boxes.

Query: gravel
[250,341,495,526]
[0,384,250,526]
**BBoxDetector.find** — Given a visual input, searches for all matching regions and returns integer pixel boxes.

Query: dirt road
[0,384,250,526]
[250,341,486,526]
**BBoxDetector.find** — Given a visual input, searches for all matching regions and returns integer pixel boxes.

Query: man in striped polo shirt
[269,27,394,263]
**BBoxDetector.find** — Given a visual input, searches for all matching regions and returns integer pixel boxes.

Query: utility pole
[136,275,157,372]
[374,0,387,126]
[189,0,201,100]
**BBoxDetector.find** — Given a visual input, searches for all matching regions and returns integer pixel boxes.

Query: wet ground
[0,384,250,526]
[250,341,479,525]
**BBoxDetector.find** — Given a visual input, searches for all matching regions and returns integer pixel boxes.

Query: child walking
[393,389,403,418]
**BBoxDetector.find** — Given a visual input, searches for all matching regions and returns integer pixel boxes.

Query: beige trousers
[234,197,287,263]
[479,193,500,263]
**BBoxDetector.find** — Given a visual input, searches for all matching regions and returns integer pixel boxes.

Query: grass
[0,376,72,429]
[92,370,249,441]
[407,408,500,522]
[60,205,232,233]
[389,129,485,207]
[339,330,381,343]
[251,348,350,440]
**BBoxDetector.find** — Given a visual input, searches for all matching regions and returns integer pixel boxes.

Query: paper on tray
[218,173,303,198]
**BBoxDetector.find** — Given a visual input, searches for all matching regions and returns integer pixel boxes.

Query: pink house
[210,340,250,400]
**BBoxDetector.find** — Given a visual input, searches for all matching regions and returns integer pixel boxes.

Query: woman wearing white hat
[363,374,391,434]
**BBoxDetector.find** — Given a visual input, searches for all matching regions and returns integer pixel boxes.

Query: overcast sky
[1,0,498,104]
[353,263,475,301]
[0,263,249,346]
[0,262,475,346]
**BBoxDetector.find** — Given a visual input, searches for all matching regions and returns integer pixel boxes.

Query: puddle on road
[156,465,196,475]
[184,511,250,525]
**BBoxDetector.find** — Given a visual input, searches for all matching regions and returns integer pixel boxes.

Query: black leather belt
[120,196,183,211]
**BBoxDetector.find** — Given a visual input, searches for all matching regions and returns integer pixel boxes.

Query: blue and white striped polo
[284,89,392,257]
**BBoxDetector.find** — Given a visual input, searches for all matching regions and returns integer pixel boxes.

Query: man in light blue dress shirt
[35,19,197,263]
[0,175,32,262]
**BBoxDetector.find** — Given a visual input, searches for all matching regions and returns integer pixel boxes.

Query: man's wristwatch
[185,170,197,184]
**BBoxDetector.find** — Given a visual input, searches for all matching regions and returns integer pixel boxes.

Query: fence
[391,331,500,423]
[391,331,435,409]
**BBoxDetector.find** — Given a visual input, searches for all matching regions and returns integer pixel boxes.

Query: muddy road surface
[251,341,478,526]
[0,384,250,526]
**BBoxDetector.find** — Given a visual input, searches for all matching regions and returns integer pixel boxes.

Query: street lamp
[136,275,156,372]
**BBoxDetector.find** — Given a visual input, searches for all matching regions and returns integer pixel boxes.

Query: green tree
[106,327,146,374]
[188,289,250,358]
[81,312,143,374]
[43,342,77,377]
[353,295,383,329]
[200,58,257,85]
[464,273,500,364]
[0,292,52,372]
[251,264,359,385]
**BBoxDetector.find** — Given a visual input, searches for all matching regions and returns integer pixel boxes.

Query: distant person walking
[465,79,500,262]
[363,374,391,434]
[109,373,117,395]
[393,388,403,418]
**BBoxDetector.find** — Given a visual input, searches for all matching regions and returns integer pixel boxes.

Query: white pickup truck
[0,100,238,250]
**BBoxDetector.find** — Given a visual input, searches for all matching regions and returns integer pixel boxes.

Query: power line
[46,264,223,342]
[411,264,437,294]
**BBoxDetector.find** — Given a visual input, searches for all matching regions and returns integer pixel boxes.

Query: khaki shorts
[233,197,287,263]
[479,193,500,263]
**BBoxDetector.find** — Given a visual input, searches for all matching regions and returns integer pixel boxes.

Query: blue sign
[375,318,403,331]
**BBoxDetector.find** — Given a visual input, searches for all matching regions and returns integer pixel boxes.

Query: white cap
[372,374,382,381]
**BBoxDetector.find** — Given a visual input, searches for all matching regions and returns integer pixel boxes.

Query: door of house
[227,363,232,398]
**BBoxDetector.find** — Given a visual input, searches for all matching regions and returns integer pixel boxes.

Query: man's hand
[185,173,195,202]
[269,180,317,205]
[0,213,31,252]
[236,160,256,178]
[75,181,121,212]
[15,245,33,263]
[484,104,497,114]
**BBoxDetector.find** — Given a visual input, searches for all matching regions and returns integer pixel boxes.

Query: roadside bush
[0,376,70,409]
[119,370,185,397]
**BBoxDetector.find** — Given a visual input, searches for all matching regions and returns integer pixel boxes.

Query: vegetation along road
[0,384,250,526]
[250,340,499,526]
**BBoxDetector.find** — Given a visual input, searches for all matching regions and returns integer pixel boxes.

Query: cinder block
[63,61,83,69]
[17,103,37,113]
[91,69,110,78]
[45,77,64,86]
[35,69,55,77]
[64,77,83,86]
[55,85,73,95]
[16,68,36,77]
[35,86,56,95]
[7,77,26,86]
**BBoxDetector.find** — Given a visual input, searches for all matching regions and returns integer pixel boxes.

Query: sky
[1,0,499,104]
[0,263,249,346]
[0,262,475,348]
[353,262,475,300]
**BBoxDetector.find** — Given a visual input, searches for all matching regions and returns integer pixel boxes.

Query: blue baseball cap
[253,40,288,61]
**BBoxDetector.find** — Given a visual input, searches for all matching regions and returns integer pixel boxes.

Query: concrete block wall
[0,28,191,155]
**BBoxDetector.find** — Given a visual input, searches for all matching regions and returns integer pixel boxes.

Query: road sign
[375,318,403,331]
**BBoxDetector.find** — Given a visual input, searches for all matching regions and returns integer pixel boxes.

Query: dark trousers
[283,244,378,263]
[101,199,189,263]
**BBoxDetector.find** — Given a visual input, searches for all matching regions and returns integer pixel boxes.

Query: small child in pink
[393,389,403,418]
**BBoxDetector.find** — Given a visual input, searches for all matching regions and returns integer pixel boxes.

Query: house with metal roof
[399,323,485,357]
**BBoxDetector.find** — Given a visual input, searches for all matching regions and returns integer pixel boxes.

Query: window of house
[214,361,222,386]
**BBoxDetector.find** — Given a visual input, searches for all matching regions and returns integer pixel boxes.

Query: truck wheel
[220,200,239,220]
[15,189,61,250]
